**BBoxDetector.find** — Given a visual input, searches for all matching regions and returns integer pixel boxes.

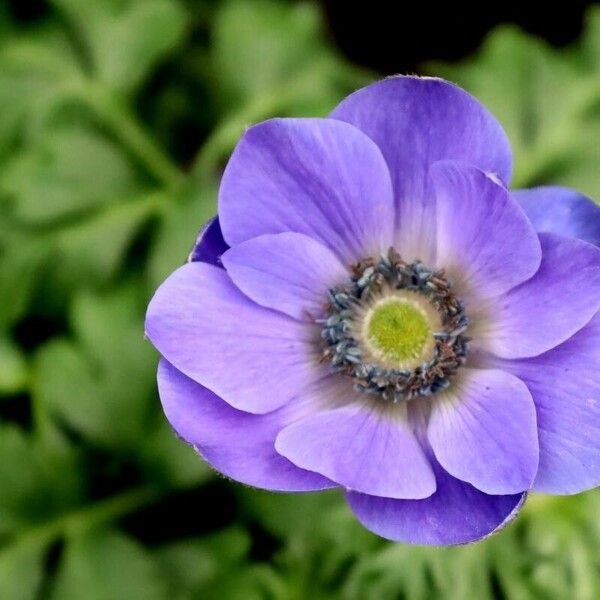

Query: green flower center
[366,299,431,363]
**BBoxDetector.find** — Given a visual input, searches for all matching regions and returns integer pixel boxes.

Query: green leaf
[137,417,211,487]
[148,182,217,288]
[0,224,49,328]
[52,193,162,289]
[582,6,600,72]
[0,335,28,394]
[52,0,188,94]
[0,539,47,600]
[0,425,48,535]
[0,28,82,159]
[51,529,168,600]
[1,125,140,223]
[33,284,157,449]
[0,424,82,536]
[155,527,251,596]
[212,0,329,108]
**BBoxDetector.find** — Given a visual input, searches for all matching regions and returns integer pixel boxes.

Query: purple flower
[146,76,600,545]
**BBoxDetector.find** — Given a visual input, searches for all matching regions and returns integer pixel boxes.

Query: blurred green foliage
[0,1,599,598]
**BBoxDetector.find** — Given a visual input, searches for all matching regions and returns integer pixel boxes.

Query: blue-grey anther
[320,248,471,403]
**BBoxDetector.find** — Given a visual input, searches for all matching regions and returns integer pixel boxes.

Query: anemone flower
[146,76,600,545]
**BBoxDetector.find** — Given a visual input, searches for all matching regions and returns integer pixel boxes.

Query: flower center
[320,248,470,403]
[365,298,431,364]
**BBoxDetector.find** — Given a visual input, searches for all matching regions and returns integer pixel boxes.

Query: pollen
[366,299,431,363]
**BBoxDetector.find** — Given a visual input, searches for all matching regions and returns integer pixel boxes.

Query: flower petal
[222,232,348,321]
[146,262,321,414]
[275,404,436,500]
[428,368,538,495]
[347,468,526,545]
[218,118,395,264]
[514,186,600,247]
[481,233,600,359]
[188,216,229,266]
[330,76,512,261]
[495,313,600,494]
[157,359,335,491]
[432,161,541,301]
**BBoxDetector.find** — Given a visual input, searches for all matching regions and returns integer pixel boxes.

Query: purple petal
[482,233,600,359]
[432,162,541,301]
[428,368,538,495]
[157,360,335,491]
[188,217,229,266]
[218,118,395,264]
[146,262,321,414]
[495,313,600,494]
[222,232,348,321]
[513,186,600,247]
[347,464,526,545]
[275,404,436,499]
[330,76,512,261]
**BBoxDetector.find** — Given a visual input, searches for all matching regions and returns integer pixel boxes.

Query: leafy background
[1,1,600,598]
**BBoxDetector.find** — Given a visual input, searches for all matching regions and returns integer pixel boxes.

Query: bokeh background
[1,1,600,598]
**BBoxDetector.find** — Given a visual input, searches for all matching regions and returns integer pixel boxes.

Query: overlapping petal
[480,233,600,359]
[188,216,229,266]
[146,262,322,414]
[347,461,526,545]
[158,360,335,491]
[331,76,512,261]
[514,186,600,247]
[275,404,436,499]
[218,118,395,264]
[495,313,600,494]
[432,161,541,302]
[428,368,538,495]
[222,232,348,321]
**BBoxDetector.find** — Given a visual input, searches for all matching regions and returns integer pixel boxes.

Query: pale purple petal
[514,186,600,247]
[432,162,541,301]
[218,118,395,264]
[275,404,436,499]
[188,217,229,266]
[146,262,321,414]
[428,368,538,495]
[157,360,335,491]
[481,233,600,358]
[330,76,512,261]
[222,232,348,321]
[494,313,600,494]
[347,465,526,545]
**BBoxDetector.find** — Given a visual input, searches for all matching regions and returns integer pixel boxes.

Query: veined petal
[218,118,395,264]
[428,368,538,495]
[330,76,512,261]
[275,404,436,499]
[494,313,600,494]
[480,233,600,359]
[514,186,600,247]
[146,262,321,414]
[222,232,348,321]
[432,161,541,302]
[158,360,335,492]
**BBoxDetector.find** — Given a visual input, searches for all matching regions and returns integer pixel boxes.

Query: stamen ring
[320,248,470,403]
